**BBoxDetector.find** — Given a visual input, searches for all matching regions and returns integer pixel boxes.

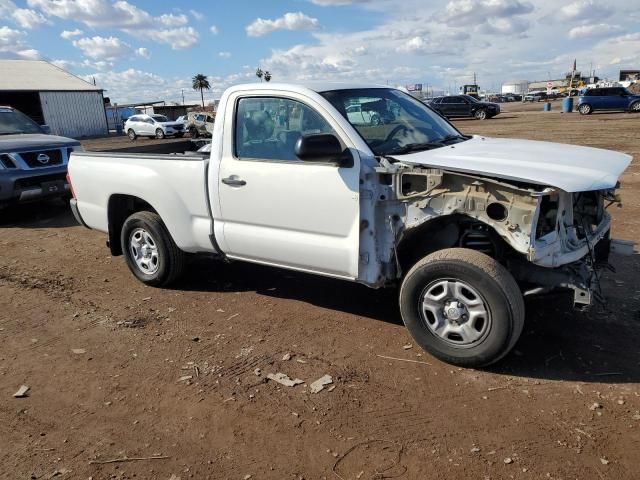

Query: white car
[346,104,384,125]
[124,114,185,140]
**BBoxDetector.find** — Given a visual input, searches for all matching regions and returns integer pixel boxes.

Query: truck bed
[69,151,216,253]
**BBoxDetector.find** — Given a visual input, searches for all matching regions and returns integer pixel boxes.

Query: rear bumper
[70,198,89,228]
[0,167,69,203]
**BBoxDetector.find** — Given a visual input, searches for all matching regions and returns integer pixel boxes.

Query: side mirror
[41,124,51,134]
[295,134,351,166]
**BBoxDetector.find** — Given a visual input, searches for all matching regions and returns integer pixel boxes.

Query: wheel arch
[107,194,158,256]
[397,214,514,274]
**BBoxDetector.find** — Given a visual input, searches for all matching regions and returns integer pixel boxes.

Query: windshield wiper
[384,142,444,155]
[437,134,469,144]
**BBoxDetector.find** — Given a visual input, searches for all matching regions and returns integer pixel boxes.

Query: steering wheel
[384,124,409,144]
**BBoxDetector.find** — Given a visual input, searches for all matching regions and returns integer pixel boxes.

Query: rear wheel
[370,114,382,125]
[474,109,487,120]
[399,248,524,368]
[127,129,137,141]
[630,101,640,113]
[578,103,592,115]
[121,211,186,287]
[155,128,165,139]
[190,127,199,138]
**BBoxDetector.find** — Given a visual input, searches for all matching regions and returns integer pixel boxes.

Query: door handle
[222,176,247,187]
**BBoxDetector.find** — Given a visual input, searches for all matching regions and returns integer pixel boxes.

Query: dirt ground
[1,106,639,480]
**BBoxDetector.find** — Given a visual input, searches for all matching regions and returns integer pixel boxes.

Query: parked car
[68,82,632,368]
[175,115,187,126]
[428,95,500,120]
[576,87,640,115]
[124,114,185,140]
[345,103,393,125]
[523,91,547,102]
[185,112,215,138]
[0,105,82,209]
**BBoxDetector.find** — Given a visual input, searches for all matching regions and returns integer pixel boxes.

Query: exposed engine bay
[358,157,622,308]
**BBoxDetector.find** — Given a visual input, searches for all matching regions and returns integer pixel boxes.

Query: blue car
[576,87,640,115]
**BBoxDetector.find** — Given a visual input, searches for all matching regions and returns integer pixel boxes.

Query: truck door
[214,94,360,280]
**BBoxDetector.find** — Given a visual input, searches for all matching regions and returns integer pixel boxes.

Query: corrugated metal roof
[0,60,102,92]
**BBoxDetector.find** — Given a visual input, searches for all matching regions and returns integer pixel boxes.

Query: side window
[441,97,456,104]
[235,97,336,161]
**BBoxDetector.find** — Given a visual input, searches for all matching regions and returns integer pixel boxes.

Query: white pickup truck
[68,83,632,367]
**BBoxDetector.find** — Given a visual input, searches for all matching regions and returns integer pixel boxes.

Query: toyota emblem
[37,153,50,164]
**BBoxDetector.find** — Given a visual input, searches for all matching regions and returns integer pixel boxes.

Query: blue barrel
[543,102,551,111]
[562,97,573,113]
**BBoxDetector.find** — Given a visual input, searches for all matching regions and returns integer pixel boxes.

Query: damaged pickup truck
[68,83,632,367]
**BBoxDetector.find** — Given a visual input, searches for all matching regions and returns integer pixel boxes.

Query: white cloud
[136,47,150,58]
[0,0,49,29]
[0,25,40,60]
[209,25,219,34]
[397,36,428,54]
[158,13,188,27]
[443,0,533,26]
[27,0,199,49]
[246,12,319,37]
[72,36,133,61]
[60,28,83,39]
[560,0,612,21]
[189,9,204,21]
[218,51,231,58]
[568,23,623,39]
[12,8,50,28]
[140,27,199,50]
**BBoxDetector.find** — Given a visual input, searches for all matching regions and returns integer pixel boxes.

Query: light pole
[181,89,185,105]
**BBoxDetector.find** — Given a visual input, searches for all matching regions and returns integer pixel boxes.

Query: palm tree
[255,68,263,82]
[192,74,211,108]
[264,71,272,82]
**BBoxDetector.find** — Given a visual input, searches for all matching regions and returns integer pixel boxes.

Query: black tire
[474,109,487,120]
[127,129,137,141]
[399,248,524,368]
[190,127,199,138]
[370,114,382,125]
[155,128,166,139]
[120,211,186,287]
[175,132,184,138]
[630,101,640,113]
[578,103,592,115]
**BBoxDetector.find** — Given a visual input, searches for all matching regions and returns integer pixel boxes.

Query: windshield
[152,115,169,122]
[0,107,43,135]
[320,88,465,156]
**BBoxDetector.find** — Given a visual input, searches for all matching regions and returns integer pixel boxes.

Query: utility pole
[181,89,185,105]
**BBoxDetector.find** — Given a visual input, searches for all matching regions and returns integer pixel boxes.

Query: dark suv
[428,95,500,120]
[0,106,82,209]
[576,87,640,115]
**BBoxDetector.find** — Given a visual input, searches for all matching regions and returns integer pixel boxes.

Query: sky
[1,0,639,104]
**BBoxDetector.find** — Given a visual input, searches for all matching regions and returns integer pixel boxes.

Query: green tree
[264,71,272,82]
[192,74,211,108]
[255,68,263,82]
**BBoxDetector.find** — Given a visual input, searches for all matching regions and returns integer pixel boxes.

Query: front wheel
[578,103,592,115]
[474,109,487,120]
[189,127,199,138]
[399,248,524,368]
[121,211,186,287]
[630,101,640,113]
[155,128,166,139]
[127,129,137,141]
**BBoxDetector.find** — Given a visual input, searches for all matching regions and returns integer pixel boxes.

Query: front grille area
[172,124,184,130]
[20,149,64,168]
[15,173,67,190]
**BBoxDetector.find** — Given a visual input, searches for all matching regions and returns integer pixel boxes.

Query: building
[0,59,108,138]
[501,80,529,95]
